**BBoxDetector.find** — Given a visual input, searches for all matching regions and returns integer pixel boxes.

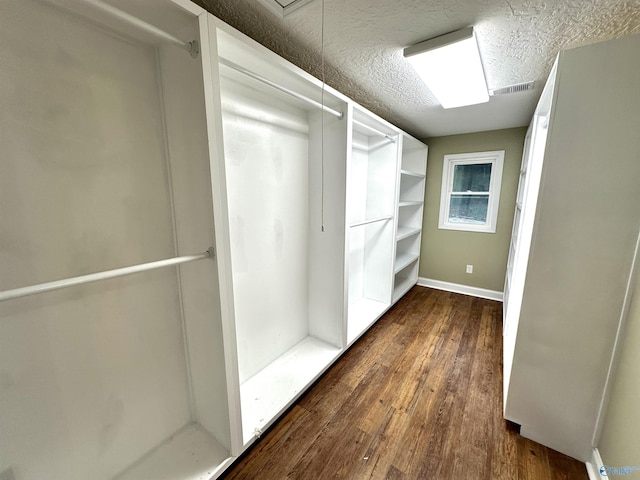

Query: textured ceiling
[195,0,640,138]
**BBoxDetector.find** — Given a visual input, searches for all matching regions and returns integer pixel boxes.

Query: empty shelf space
[398,200,423,207]
[240,336,341,444]
[395,253,419,273]
[347,297,389,344]
[396,226,421,241]
[400,135,428,176]
[393,274,416,303]
[400,169,426,178]
[393,258,419,303]
[116,424,232,480]
[398,174,425,204]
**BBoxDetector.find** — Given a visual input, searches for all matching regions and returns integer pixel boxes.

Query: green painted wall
[598,272,640,470]
[419,127,527,292]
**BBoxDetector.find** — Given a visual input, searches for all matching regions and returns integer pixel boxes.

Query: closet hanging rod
[80,0,199,58]
[0,248,214,302]
[350,216,393,228]
[353,120,396,142]
[219,58,344,120]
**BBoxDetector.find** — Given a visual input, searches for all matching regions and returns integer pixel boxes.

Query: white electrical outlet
[466,265,473,274]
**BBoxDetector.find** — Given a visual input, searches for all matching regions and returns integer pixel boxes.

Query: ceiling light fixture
[404,27,489,109]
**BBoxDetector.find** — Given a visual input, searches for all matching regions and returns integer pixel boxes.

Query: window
[438,150,504,233]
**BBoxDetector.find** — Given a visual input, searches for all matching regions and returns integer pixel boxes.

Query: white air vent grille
[257,0,315,17]
[489,81,535,96]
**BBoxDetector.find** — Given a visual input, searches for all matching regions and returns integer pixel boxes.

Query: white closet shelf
[396,226,422,241]
[347,297,389,343]
[350,216,393,228]
[116,424,231,480]
[400,169,426,178]
[398,200,423,208]
[394,253,419,274]
[393,275,416,303]
[240,336,341,444]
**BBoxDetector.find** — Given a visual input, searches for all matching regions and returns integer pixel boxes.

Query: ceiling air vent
[256,0,315,18]
[489,81,535,96]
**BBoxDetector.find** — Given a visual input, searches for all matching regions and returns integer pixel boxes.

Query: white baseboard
[585,448,604,480]
[417,277,504,302]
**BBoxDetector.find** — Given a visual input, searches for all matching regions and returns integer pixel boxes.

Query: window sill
[438,222,497,234]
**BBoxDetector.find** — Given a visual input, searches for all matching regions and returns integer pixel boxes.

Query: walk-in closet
[0,1,428,478]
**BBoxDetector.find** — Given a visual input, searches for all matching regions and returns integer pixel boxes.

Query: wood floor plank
[388,327,460,471]
[518,436,552,480]
[353,407,408,479]
[285,362,389,478]
[491,425,520,480]
[220,286,589,480]
[298,374,353,419]
[548,448,592,480]
[449,443,491,480]
[490,306,521,480]
[385,464,406,480]
[222,405,319,479]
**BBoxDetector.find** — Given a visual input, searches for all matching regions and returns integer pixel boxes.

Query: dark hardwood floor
[221,286,589,479]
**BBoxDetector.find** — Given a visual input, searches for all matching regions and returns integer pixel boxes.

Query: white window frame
[438,150,505,233]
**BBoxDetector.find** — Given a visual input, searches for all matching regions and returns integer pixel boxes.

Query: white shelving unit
[211,22,348,448]
[239,337,340,441]
[502,102,549,343]
[393,135,428,302]
[503,35,640,461]
[1,3,430,478]
[345,107,399,344]
[0,1,234,479]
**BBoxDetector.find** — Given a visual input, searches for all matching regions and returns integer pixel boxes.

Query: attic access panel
[256,0,315,17]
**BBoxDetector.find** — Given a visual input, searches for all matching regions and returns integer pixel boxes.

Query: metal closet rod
[0,248,214,302]
[81,0,199,57]
[219,58,344,120]
[353,119,396,142]
[350,216,393,228]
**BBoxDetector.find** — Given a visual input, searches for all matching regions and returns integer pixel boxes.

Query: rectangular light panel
[404,27,489,109]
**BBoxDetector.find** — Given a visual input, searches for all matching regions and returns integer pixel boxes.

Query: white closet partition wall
[212,24,347,445]
[503,34,640,461]
[0,1,232,479]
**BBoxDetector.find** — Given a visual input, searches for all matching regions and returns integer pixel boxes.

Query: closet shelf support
[219,58,344,120]
[0,248,214,302]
